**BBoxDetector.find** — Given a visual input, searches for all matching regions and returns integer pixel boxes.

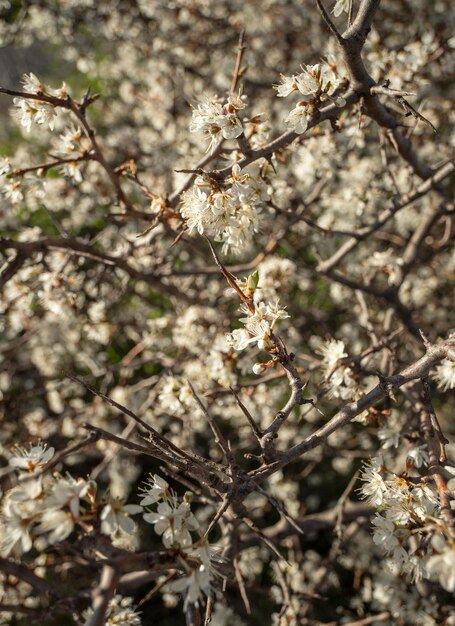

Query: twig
[203,596,215,626]
[334,470,360,538]
[229,386,263,440]
[187,380,233,462]
[241,517,289,563]
[341,613,391,626]
[371,85,437,133]
[0,558,62,598]
[316,0,344,43]
[230,30,247,94]
[233,556,251,615]
[185,603,202,626]
[204,236,255,312]
[84,565,119,626]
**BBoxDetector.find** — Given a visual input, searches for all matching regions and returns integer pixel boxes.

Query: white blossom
[9,442,55,474]
[2,179,24,203]
[0,499,37,556]
[284,105,309,134]
[425,547,455,592]
[358,457,388,506]
[143,500,199,549]
[36,508,76,544]
[100,498,142,535]
[432,359,455,391]
[333,0,350,17]
[61,160,84,183]
[13,97,57,132]
[317,338,347,369]
[190,96,243,153]
[43,475,90,518]
[21,72,48,94]
[407,446,429,468]
[169,565,212,611]
[180,164,266,253]
[140,474,171,507]
[275,74,301,97]
[226,300,289,354]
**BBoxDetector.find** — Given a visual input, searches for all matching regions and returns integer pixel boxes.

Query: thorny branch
[1,0,455,623]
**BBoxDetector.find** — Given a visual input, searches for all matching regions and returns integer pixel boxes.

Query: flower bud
[247,270,260,292]
[183,491,194,503]
[253,362,267,375]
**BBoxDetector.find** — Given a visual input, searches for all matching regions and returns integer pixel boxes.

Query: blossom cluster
[0,444,222,615]
[226,299,289,373]
[0,0,454,624]
[180,162,268,253]
[12,72,68,133]
[57,125,88,182]
[0,157,23,204]
[0,442,144,556]
[140,474,223,610]
[275,61,345,133]
[359,456,455,590]
[316,338,360,400]
[190,92,245,153]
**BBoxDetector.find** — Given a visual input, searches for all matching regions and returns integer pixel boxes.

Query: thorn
[418,329,432,351]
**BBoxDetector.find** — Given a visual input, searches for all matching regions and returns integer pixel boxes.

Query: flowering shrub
[0,1,455,625]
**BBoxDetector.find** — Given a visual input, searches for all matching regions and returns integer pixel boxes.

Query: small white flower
[9,477,43,502]
[190,96,242,152]
[406,446,429,468]
[50,82,69,99]
[411,485,438,520]
[295,65,321,97]
[377,424,401,449]
[59,126,83,153]
[275,74,300,97]
[21,72,48,94]
[143,500,199,549]
[218,112,243,140]
[159,376,185,413]
[317,338,347,368]
[0,157,11,176]
[36,509,75,544]
[371,513,398,551]
[432,359,455,391]
[227,300,289,353]
[425,547,455,592]
[180,165,265,253]
[61,160,83,183]
[101,498,142,535]
[333,0,350,17]
[284,105,309,134]
[226,327,257,351]
[13,97,56,132]
[45,475,90,518]
[167,545,223,610]
[140,474,171,507]
[0,499,37,556]
[2,179,24,204]
[169,565,213,610]
[9,442,54,474]
[358,457,388,506]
